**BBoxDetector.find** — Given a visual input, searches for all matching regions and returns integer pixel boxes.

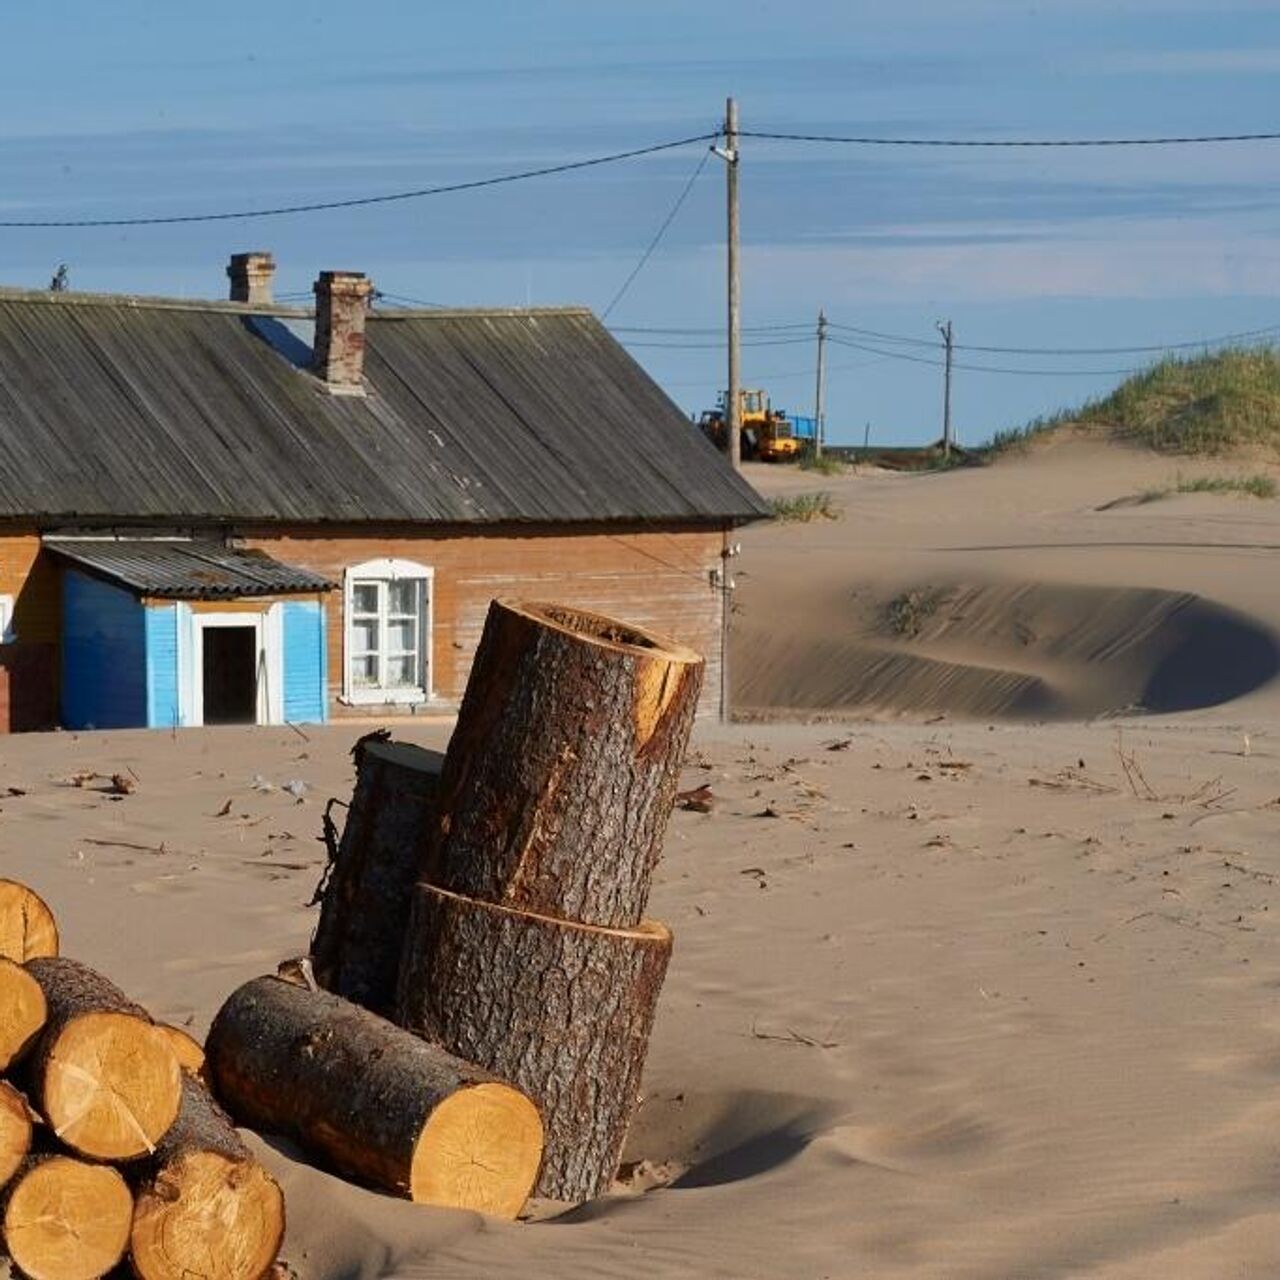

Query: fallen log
[130,1073,285,1280]
[2,1153,133,1280]
[310,734,442,1014]
[397,882,672,1202]
[23,957,181,1161]
[0,879,58,962]
[0,1080,33,1188]
[0,956,47,1070]
[423,599,703,928]
[206,975,542,1218]
[157,1023,205,1078]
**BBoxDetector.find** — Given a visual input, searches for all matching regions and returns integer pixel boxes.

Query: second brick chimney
[226,252,275,305]
[312,271,372,394]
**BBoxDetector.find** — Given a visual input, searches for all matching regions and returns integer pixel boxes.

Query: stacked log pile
[0,880,285,1279]
[312,599,704,1203]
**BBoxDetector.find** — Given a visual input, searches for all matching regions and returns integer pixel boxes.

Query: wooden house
[0,254,766,732]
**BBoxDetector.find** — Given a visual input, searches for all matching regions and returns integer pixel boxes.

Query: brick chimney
[226,252,275,305]
[312,271,372,393]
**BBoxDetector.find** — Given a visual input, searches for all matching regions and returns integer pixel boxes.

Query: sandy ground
[3,438,1280,1278]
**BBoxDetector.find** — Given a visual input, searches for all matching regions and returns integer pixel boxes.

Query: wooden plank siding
[0,530,60,731]
[239,523,728,717]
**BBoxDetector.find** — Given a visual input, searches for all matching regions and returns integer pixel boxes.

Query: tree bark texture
[397,882,673,1202]
[206,976,542,1218]
[310,733,443,1015]
[424,599,704,928]
[129,1074,285,1280]
[22,957,181,1162]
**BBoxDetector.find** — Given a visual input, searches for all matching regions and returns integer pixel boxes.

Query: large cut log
[423,599,704,928]
[2,1154,133,1280]
[157,1023,205,1078]
[0,879,58,962]
[0,1080,33,1188]
[310,734,443,1014]
[205,975,542,1218]
[0,955,47,1070]
[397,882,673,1202]
[23,957,182,1161]
[130,1073,285,1280]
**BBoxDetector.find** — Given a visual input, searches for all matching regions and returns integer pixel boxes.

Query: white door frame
[180,606,284,727]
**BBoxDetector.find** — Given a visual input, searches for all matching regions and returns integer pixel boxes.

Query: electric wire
[828,335,1141,376]
[601,143,714,319]
[0,132,719,228]
[739,128,1280,148]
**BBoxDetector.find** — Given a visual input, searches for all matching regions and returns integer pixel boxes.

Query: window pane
[351,655,378,687]
[352,582,379,615]
[386,655,418,688]
[351,619,379,656]
[388,579,420,616]
[387,618,417,654]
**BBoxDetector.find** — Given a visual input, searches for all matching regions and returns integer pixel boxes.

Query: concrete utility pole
[724,97,742,471]
[814,308,828,459]
[937,319,954,459]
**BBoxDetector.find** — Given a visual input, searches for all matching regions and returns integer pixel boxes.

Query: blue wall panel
[61,571,146,729]
[282,601,327,724]
[144,606,180,730]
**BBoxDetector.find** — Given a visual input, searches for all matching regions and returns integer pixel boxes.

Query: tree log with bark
[397,882,672,1202]
[310,734,443,1014]
[157,1023,205,1078]
[0,879,58,962]
[129,1073,285,1280]
[2,1154,133,1280]
[22,958,181,1162]
[423,599,703,927]
[0,1080,32,1188]
[206,975,542,1218]
[0,956,47,1071]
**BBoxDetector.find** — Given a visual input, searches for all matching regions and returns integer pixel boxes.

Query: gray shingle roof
[0,291,768,526]
[47,539,335,598]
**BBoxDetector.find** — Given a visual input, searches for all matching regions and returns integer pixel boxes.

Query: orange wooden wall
[241,522,727,715]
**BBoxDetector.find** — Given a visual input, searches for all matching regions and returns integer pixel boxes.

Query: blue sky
[0,1,1276,444]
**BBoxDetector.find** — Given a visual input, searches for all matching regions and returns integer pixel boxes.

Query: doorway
[201,625,258,724]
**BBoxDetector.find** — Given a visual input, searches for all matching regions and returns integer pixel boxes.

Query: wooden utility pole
[938,319,954,458]
[724,97,742,471]
[814,308,828,458]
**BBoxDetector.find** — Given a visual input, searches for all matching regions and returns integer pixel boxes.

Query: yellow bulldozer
[697,389,802,462]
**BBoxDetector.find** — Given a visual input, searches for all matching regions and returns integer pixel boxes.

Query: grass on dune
[981,346,1280,459]
[769,491,838,522]
[1139,472,1277,503]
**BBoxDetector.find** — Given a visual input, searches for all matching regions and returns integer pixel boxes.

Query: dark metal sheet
[0,294,769,526]
[47,539,335,598]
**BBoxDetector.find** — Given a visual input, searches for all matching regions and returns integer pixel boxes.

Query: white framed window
[342,559,433,704]
[0,595,14,644]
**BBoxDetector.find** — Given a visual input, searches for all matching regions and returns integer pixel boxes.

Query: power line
[609,322,811,334]
[740,128,1280,148]
[828,335,1140,376]
[0,132,719,228]
[954,323,1280,356]
[602,143,714,320]
[620,335,813,350]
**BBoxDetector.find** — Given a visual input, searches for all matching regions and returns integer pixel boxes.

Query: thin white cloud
[744,219,1280,304]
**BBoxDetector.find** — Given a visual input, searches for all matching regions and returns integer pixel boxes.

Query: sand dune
[735,578,1280,720]
[734,438,1280,721]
